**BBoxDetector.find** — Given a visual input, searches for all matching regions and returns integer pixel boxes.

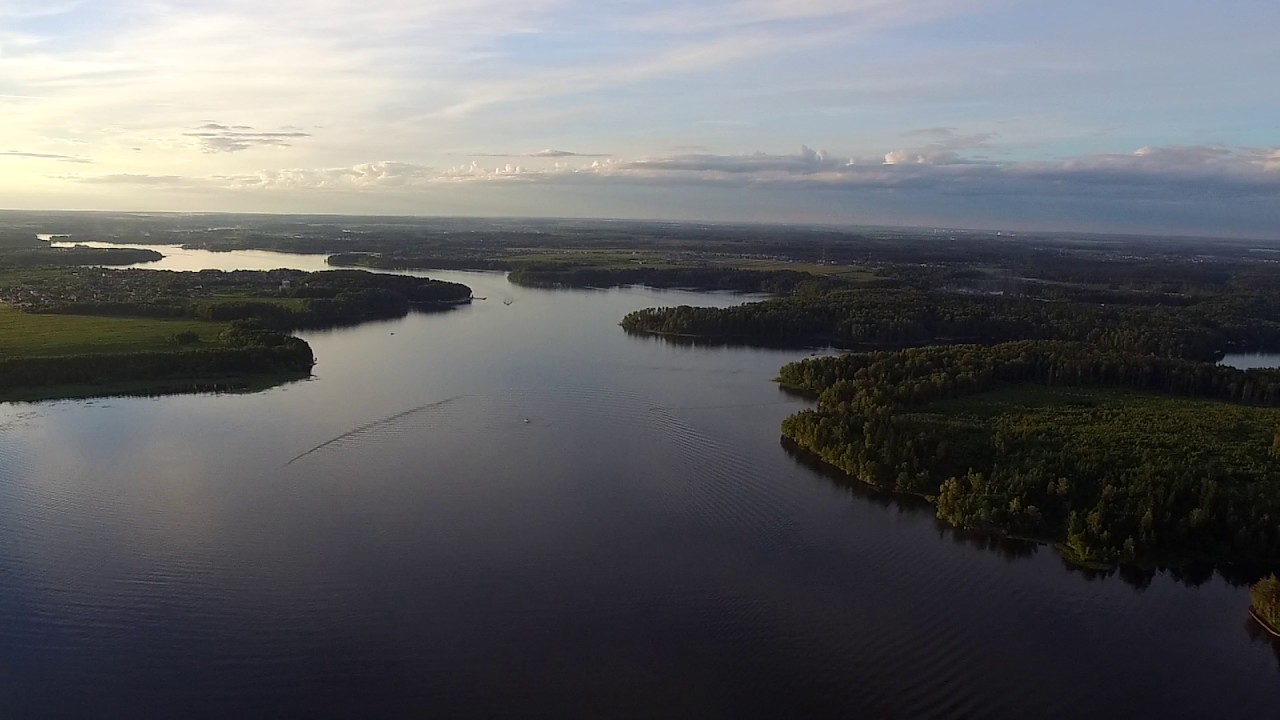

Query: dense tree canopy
[779,341,1280,566]
[624,287,1280,361]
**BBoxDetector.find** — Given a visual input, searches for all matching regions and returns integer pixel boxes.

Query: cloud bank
[184,124,312,153]
[2,150,91,163]
[74,143,1280,204]
[3,0,1278,235]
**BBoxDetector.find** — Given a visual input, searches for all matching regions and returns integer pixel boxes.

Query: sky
[1,0,1278,237]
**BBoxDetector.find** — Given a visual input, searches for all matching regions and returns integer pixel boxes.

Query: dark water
[2,255,1279,718]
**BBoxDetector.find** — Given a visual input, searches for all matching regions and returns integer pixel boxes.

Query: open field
[0,304,226,357]
[717,258,878,280]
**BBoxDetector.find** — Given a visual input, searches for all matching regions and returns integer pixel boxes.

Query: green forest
[778,341,1280,566]
[622,284,1280,361]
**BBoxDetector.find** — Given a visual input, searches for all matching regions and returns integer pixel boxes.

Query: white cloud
[0,0,570,165]
[74,173,195,187]
[466,149,610,158]
[183,124,313,153]
[66,143,1280,204]
[0,0,80,19]
[4,0,1277,238]
[884,132,993,165]
[625,0,988,34]
[223,162,438,190]
[0,150,91,163]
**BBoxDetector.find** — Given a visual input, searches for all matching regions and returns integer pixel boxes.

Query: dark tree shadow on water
[1244,617,1280,673]
[780,438,1038,563]
[779,436,1278,594]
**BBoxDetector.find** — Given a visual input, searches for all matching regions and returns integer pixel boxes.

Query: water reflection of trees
[782,438,1038,562]
[623,329,830,352]
[1244,617,1280,673]
[781,439,1271,592]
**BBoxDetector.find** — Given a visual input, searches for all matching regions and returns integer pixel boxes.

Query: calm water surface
[2,247,1279,718]
[1221,353,1280,370]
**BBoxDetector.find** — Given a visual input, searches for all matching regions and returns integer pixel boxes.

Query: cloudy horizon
[2,0,1278,238]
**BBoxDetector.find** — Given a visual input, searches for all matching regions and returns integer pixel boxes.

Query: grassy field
[0,304,227,357]
[721,258,880,280]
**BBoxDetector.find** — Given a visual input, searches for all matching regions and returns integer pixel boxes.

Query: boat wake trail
[284,395,469,466]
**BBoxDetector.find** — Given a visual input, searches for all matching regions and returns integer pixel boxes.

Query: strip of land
[0,264,471,402]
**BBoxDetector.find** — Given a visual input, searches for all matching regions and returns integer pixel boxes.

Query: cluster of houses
[0,269,306,312]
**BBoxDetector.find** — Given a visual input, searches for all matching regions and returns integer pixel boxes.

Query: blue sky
[1,0,1277,237]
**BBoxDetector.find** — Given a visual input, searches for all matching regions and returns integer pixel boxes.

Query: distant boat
[523,418,530,423]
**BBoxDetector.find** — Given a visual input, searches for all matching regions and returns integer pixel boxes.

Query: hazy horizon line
[1,206,1276,245]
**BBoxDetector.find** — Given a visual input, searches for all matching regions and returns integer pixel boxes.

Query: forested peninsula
[777,341,1280,567]
[622,281,1280,361]
[583,227,1280,572]
[0,264,471,401]
[328,251,858,295]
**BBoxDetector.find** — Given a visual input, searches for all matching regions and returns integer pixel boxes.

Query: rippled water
[2,248,1279,718]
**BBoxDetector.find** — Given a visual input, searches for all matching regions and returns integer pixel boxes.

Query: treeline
[191,289,409,329]
[622,288,1280,360]
[293,270,472,304]
[507,264,854,295]
[779,341,1280,566]
[6,268,472,331]
[327,253,508,272]
[0,247,163,267]
[0,267,474,398]
[329,252,864,295]
[778,340,1280,406]
[0,323,314,394]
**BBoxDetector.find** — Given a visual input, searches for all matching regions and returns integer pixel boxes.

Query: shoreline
[778,434,1274,578]
[1249,606,1280,639]
[0,371,311,404]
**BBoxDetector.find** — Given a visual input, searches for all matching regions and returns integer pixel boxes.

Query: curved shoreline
[1250,606,1280,639]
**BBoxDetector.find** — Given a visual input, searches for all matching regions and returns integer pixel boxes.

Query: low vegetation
[0,304,223,356]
